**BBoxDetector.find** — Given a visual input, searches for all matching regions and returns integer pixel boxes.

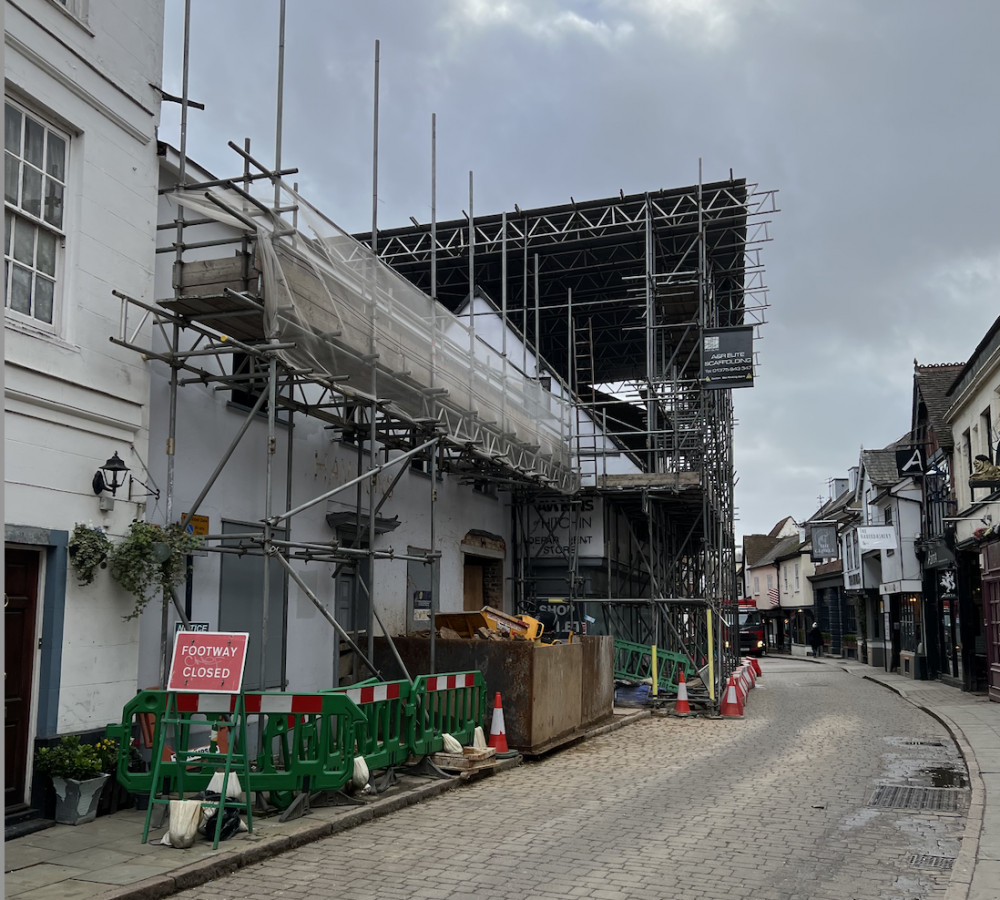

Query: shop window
[845,599,857,635]
[899,595,920,653]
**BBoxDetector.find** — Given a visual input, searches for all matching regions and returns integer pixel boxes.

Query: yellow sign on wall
[182,514,210,536]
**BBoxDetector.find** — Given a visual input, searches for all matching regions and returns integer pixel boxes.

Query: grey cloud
[161,0,1000,537]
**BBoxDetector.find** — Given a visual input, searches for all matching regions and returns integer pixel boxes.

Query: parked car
[739,611,766,656]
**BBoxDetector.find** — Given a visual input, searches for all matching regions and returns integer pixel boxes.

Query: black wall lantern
[93,451,130,497]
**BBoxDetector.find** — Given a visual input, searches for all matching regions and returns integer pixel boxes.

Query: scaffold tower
[375,176,777,692]
[117,134,775,705]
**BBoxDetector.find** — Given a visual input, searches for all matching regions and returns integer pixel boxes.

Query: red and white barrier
[425,673,476,692]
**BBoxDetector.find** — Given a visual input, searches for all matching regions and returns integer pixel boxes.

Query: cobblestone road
[176,659,969,900]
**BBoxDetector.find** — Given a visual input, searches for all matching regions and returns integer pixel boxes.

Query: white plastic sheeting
[175,186,578,493]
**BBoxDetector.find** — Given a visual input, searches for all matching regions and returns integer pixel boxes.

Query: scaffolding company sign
[702,326,754,389]
[528,497,603,559]
[168,631,249,693]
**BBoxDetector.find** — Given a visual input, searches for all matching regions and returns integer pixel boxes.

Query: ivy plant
[68,524,113,586]
[109,521,202,621]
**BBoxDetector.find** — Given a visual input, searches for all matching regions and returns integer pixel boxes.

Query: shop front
[917,534,961,685]
[981,539,1000,702]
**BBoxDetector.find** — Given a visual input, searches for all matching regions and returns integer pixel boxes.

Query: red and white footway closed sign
[167,631,249,694]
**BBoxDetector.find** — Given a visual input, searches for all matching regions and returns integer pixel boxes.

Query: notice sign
[702,326,754,389]
[167,631,249,694]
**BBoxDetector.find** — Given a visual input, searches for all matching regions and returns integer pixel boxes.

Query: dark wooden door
[5,548,40,808]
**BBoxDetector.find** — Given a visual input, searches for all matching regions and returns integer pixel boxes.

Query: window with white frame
[794,562,800,591]
[4,102,67,329]
[753,576,759,595]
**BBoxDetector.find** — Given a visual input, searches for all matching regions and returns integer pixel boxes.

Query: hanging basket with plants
[68,524,113,586]
[109,520,202,621]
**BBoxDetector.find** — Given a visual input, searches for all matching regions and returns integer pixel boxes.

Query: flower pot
[51,774,109,825]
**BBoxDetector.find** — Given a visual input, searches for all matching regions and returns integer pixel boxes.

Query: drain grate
[900,739,945,747]
[868,784,966,811]
[908,854,955,869]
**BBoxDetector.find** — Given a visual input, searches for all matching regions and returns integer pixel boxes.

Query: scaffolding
[115,139,587,690]
[116,131,775,706]
[376,175,778,696]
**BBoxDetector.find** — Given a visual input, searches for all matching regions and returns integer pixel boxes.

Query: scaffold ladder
[573,317,599,486]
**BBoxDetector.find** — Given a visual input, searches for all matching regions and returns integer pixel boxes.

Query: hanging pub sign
[701,326,754,389]
[969,455,1000,489]
[895,447,924,478]
[810,524,839,561]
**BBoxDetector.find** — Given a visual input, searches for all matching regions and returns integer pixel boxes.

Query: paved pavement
[3,657,998,900]
[838,658,1000,900]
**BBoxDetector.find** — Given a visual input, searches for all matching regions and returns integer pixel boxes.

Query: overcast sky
[161,0,1000,540]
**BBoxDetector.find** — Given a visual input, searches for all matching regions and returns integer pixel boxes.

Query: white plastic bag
[351,755,370,791]
[206,771,243,800]
[168,799,203,849]
[472,726,487,750]
[442,733,462,754]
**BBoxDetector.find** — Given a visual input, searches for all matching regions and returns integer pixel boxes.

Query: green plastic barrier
[328,680,413,772]
[613,639,693,694]
[107,670,487,802]
[106,690,367,797]
[410,671,487,756]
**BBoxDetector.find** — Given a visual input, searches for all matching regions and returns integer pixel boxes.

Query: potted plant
[34,735,116,825]
[108,520,201,621]
[67,524,112,586]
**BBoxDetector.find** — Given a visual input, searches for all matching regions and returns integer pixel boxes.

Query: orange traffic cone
[742,663,756,689]
[672,669,693,717]
[746,656,762,678]
[488,692,509,753]
[720,675,743,718]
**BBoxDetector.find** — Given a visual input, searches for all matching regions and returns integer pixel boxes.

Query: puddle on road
[919,766,967,788]
[880,736,968,789]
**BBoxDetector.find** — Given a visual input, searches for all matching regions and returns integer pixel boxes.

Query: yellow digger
[434,606,552,643]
